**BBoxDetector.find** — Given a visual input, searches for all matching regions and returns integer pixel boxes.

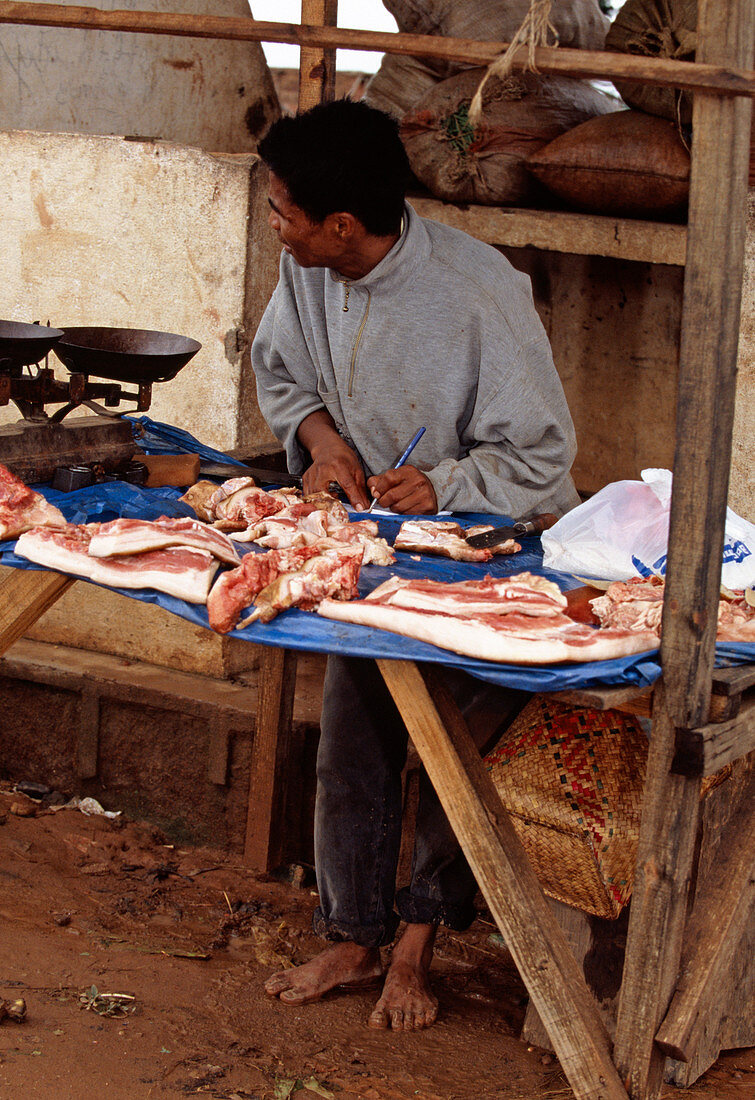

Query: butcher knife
[199,460,302,489]
[464,512,558,550]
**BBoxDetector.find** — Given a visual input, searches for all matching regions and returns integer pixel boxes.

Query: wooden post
[244,645,298,870]
[298,0,337,111]
[0,568,73,656]
[614,3,755,1098]
[378,659,628,1100]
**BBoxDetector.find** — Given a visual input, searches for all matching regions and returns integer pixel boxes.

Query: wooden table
[1,565,752,1100]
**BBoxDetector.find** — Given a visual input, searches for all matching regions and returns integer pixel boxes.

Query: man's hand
[298,410,370,510]
[367,466,437,515]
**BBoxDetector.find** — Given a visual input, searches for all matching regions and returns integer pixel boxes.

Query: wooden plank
[298,0,337,112]
[614,4,755,1098]
[0,568,73,656]
[76,688,100,779]
[521,899,595,1051]
[207,716,231,786]
[377,658,627,1100]
[711,664,755,695]
[244,645,298,871]
[546,684,653,717]
[1,4,754,99]
[655,769,755,1063]
[672,695,755,776]
[410,198,687,266]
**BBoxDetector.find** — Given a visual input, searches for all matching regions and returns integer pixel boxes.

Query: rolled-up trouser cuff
[313,906,400,948]
[395,887,477,932]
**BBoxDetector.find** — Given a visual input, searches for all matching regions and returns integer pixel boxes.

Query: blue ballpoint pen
[367,427,426,512]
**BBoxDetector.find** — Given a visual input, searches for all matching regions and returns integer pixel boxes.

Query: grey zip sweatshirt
[251,202,580,517]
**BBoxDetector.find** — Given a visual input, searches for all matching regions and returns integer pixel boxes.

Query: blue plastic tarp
[2,418,752,693]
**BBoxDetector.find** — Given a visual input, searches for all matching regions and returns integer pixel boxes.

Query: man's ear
[326,211,359,242]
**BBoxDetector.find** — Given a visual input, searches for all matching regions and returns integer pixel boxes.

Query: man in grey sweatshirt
[252,100,579,1029]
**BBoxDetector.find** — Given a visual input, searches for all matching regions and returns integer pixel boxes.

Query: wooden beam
[672,695,755,776]
[410,197,688,266]
[377,659,627,1100]
[655,770,755,1062]
[0,3,754,99]
[76,688,100,779]
[0,568,73,656]
[298,0,337,112]
[614,3,755,1098]
[545,684,653,717]
[244,645,298,871]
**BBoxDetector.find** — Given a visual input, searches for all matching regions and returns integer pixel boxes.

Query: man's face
[266,172,341,268]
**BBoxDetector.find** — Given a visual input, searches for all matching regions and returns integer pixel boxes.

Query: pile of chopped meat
[318,572,659,664]
[181,479,394,564]
[207,544,364,631]
[394,519,520,562]
[590,575,755,642]
[0,463,66,540]
[14,516,241,604]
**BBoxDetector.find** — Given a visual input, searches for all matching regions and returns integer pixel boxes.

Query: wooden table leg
[0,568,74,657]
[377,658,628,1100]
[244,644,298,871]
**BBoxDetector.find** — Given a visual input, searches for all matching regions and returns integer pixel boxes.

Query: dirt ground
[0,789,751,1100]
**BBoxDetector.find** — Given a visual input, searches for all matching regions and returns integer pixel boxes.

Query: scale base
[0,416,137,484]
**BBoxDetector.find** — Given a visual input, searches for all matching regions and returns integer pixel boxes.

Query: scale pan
[55,326,202,384]
[0,320,64,366]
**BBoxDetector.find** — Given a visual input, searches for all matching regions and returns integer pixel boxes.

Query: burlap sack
[605,0,698,124]
[400,66,620,205]
[365,0,610,117]
[525,109,691,218]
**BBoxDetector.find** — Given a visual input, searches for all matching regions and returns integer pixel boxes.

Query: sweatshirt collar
[328,202,429,292]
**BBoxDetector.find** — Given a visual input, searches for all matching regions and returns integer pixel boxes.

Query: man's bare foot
[265,941,383,1005]
[368,923,438,1031]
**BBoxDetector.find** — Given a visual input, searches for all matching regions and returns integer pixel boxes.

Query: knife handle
[515,512,559,536]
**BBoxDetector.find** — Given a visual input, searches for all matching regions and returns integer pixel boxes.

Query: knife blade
[199,461,302,488]
[464,512,558,550]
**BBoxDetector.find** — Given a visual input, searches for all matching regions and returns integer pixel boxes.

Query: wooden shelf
[410,195,688,266]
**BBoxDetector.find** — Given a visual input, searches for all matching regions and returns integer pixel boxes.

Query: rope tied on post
[468,0,559,128]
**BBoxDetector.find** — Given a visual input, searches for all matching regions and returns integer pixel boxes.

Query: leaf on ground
[302,1077,335,1098]
[274,1078,297,1100]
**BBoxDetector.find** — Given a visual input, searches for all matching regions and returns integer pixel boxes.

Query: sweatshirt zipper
[347,288,371,397]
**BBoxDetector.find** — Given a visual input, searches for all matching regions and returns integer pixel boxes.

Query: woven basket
[483,696,648,919]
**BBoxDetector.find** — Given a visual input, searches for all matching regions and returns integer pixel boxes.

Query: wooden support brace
[614,4,755,1096]
[1,4,754,99]
[377,659,627,1100]
[672,696,755,776]
[655,770,755,1062]
[0,568,74,656]
[298,0,337,112]
[207,715,231,786]
[244,645,298,871]
[76,688,100,779]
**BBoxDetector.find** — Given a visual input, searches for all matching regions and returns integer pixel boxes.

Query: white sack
[541,468,755,590]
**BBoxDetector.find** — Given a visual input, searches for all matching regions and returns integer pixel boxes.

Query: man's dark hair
[258,99,411,237]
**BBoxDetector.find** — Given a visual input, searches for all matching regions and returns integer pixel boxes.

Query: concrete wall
[0,128,280,455]
[0,0,280,151]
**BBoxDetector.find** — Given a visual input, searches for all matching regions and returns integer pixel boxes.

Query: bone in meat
[241,546,363,626]
[394,520,519,562]
[207,545,323,633]
[0,464,66,540]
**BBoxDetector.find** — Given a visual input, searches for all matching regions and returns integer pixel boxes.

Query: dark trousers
[312,654,526,948]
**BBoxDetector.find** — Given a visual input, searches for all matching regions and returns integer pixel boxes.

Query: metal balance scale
[0,320,201,485]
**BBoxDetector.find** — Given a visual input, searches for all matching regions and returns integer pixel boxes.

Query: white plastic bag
[541,468,755,590]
